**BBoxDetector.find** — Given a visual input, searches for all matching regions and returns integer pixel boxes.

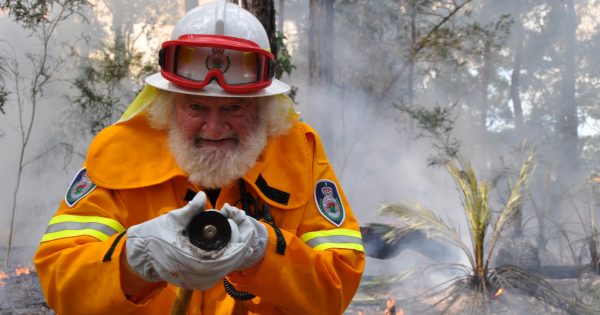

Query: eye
[223,104,243,112]
[188,103,207,112]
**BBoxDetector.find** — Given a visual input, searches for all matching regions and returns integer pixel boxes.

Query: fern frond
[380,202,475,269]
[486,150,535,263]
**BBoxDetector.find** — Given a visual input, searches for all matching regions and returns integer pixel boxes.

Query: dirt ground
[1,269,597,315]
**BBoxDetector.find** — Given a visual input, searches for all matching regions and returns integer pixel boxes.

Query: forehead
[175,94,256,107]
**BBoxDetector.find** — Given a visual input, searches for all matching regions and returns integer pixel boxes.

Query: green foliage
[380,151,537,302]
[72,41,148,134]
[0,84,7,114]
[73,67,117,134]
[274,31,297,103]
[0,0,88,29]
[274,31,295,79]
[395,102,461,165]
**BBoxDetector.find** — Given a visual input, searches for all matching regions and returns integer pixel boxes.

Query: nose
[201,111,229,139]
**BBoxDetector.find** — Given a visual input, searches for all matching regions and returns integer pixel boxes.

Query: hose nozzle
[186,210,231,251]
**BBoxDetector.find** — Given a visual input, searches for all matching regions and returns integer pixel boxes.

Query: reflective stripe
[41,215,125,242]
[300,228,364,252]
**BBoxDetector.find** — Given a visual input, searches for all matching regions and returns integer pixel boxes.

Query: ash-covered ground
[0,270,53,315]
[344,257,600,315]
[4,250,600,315]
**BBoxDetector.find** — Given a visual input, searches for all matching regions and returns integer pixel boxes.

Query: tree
[1,0,89,267]
[240,0,278,60]
[556,0,580,176]
[309,0,333,85]
[71,0,177,134]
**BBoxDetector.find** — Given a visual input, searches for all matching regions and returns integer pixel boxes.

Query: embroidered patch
[314,179,345,226]
[65,168,96,207]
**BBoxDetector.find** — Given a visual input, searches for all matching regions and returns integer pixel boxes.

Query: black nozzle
[186,210,231,251]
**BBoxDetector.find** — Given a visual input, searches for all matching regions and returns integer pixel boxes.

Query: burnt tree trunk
[309,0,333,85]
[185,0,197,12]
[240,0,278,60]
[510,7,524,131]
[557,0,580,175]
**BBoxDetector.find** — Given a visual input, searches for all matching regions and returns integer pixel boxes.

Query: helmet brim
[145,72,290,97]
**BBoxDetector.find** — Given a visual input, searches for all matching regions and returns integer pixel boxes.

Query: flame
[493,287,505,299]
[0,266,33,286]
[0,271,7,287]
[15,266,31,276]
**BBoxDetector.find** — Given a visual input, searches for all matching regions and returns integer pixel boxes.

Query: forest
[1,0,600,313]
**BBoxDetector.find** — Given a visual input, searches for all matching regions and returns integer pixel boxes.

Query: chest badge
[314,179,345,226]
[65,168,96,207]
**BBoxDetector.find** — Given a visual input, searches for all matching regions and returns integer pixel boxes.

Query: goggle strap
[158,48,166,69]
[268,59,276,80]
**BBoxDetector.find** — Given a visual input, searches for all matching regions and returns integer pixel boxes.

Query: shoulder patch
[314,179,345,226]
[65,168,97,207]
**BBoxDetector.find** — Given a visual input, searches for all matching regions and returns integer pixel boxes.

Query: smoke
[279,4,600,308]
[0,4,599,313]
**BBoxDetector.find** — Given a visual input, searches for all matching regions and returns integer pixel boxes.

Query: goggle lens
[173,46,263,85]
[158,35,275,93]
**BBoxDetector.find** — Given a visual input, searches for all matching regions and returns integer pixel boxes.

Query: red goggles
[158,34,276,93]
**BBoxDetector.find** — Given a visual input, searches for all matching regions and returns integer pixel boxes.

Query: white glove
[126,192,241,290]
[219,203,269,271]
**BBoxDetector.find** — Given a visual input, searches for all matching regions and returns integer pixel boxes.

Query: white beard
[168,122,268,189]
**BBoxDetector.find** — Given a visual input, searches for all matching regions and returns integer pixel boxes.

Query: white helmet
[145,0,290,97]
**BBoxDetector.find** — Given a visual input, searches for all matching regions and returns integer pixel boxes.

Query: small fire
[0,266,33,287]
[493,287,505,299]
[0,271,8,287]
[15,266,31,276]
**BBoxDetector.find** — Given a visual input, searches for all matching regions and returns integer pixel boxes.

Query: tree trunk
[240,0,277,59]
[308,0,335,156]
[185,0,197,12]
[309,0,333,85]
[510,9,524,131]
[277,0,284,33]
[557,0,580,175]
[480,37,491,133]
[407,1,417,107]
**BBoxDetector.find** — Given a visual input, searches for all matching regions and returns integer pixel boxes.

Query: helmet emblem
[205,48,230,72]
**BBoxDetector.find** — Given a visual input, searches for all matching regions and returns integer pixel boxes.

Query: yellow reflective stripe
[41,214,125,243]
[41,229,113,242]
[300,228,362,242]
[48,215,125,233]
[313,243,365,252]
[300,228,364,252]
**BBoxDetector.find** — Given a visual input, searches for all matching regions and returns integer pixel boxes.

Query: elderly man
[34,1,365,314]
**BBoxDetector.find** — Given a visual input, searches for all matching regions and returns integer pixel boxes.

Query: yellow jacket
[34,109,365,314]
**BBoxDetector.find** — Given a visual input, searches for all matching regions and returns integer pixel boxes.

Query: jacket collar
[86,114,310,209]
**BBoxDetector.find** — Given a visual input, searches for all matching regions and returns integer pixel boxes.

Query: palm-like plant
[377,151,600,314]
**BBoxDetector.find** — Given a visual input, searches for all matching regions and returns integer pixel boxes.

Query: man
[34,1,365,314]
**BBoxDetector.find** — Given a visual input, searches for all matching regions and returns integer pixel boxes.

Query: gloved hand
[125,191,241,290]
[219,203,268,271]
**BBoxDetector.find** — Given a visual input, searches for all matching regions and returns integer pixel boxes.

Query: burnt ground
[344,273,600,315]
[0,270,53,315]
[2,252,599,315]
[0,271,597,315]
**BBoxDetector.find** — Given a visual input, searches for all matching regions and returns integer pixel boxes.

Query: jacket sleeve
[227,126,366,315]
[33,177,156,315]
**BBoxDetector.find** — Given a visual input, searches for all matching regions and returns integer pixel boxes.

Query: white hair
[145,90,294,138]
[145,90,295,188]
